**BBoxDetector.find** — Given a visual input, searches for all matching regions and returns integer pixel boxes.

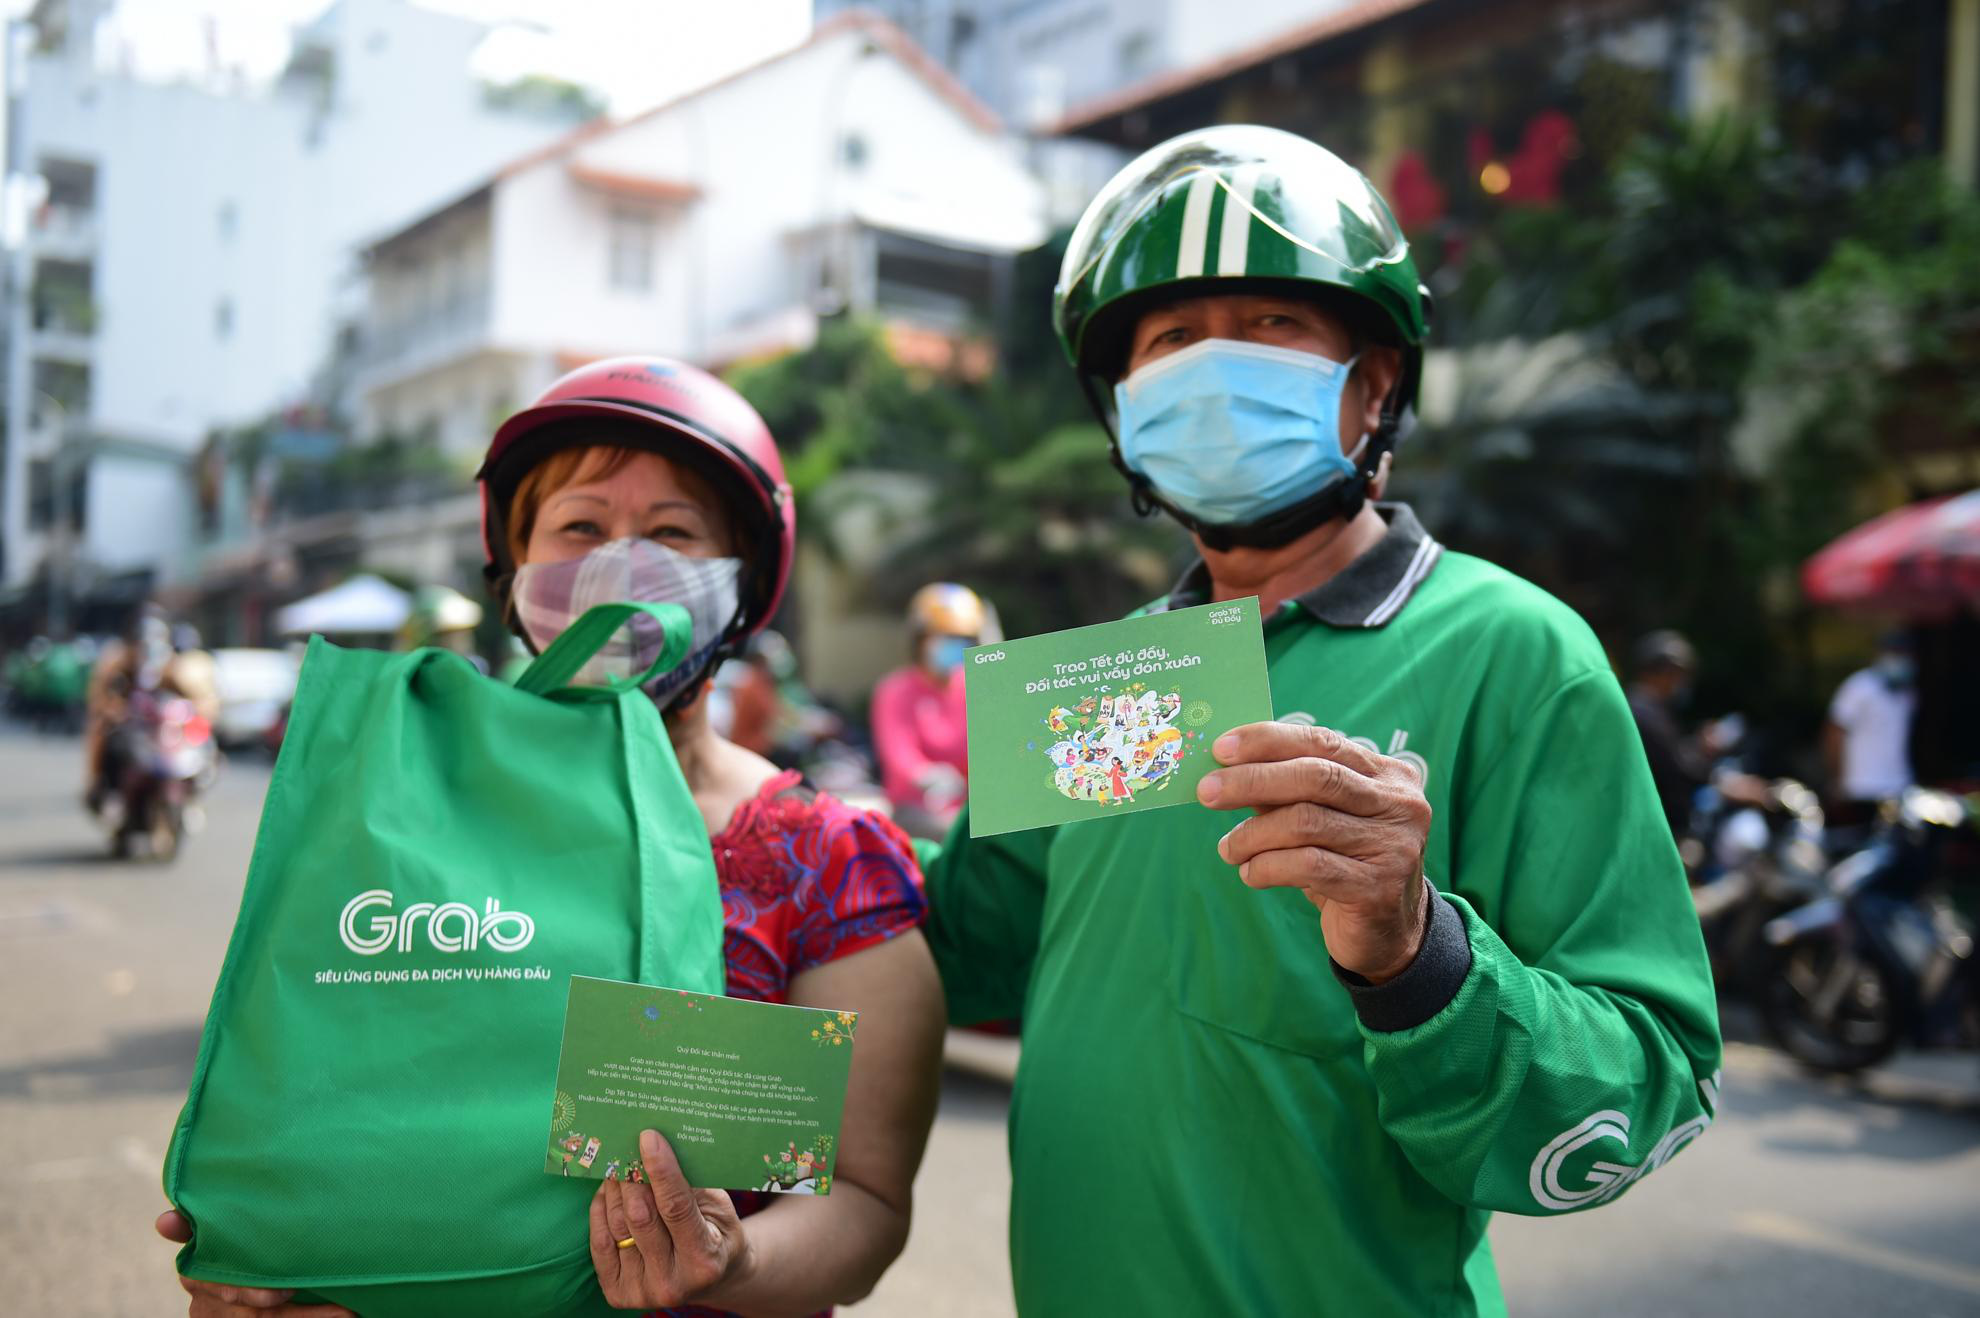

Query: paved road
[1,726,1976,1316]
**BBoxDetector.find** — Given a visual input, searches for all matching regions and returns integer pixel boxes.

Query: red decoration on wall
[1386,149,1448,230]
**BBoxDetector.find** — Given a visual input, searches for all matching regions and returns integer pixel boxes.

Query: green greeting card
[964,597,1273,837]
[544,976,856,1194]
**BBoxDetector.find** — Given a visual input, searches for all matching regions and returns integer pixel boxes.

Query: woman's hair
[505,441,738,570]
[505,444,638,571]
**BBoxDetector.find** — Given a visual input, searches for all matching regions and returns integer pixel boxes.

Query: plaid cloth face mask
[511,538,743,708]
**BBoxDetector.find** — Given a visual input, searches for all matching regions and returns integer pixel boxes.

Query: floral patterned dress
[654,769,926,1318]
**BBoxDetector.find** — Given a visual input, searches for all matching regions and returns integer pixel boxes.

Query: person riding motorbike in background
[83,605,219,814]
[1625,629,1767,837]
[872,582,987,838]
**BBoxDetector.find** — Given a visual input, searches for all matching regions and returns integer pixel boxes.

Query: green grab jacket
[923,506,1723,1317]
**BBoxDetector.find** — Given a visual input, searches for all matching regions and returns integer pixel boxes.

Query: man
[1822,631,1917,828]
[925,126,1721,1316]
[1626,629,1766,837]
[872,582,986,838]
[83,605,219,811]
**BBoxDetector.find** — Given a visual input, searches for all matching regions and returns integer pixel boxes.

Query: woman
[159,359,947,1318]
[870,583,985,839]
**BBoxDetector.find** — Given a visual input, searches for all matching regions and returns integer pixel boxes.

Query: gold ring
[615,1236,638,1250]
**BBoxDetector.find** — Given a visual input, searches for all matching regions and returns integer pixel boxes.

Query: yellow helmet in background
[908,583,987,639]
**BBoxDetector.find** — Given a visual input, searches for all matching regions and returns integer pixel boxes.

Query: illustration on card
[551,1130,585,1176]
[634,988,707,1038]
[810,1010,857,1047]
[760,1134,835,1195]
[549,1130,607,1176]
[1036,682,1206,807]
[549,1129,653,1182]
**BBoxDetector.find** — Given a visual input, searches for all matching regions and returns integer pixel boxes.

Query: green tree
[1746,157,1980,560]
[726,238,1186,640]
[1397,115,1967,728]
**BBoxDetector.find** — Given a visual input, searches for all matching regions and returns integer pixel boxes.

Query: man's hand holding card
[963,597,1433,982]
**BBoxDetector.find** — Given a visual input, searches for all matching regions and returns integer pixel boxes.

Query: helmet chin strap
[1148,438,1380,552]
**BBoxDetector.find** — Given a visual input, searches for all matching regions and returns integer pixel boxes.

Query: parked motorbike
[1757,787,1980,1073]
[99,690,219,861]
[1687,776,1831,995]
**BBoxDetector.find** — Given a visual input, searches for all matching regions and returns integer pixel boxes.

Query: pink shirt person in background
[872,582,990,839]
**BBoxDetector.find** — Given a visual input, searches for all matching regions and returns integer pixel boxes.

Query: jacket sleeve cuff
[1330,883,1472,1034]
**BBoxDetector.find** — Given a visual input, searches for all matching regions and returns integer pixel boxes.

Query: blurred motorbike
[98,689,219,861]
[1757,787,1980,1074]
[788,724,893,820]
[1687,775,1831,995]
[708,638,894,819]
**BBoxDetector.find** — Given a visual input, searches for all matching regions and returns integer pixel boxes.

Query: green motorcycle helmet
[1053,124,1432,548]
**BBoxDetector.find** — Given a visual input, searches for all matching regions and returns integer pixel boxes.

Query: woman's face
[521,449,734,568]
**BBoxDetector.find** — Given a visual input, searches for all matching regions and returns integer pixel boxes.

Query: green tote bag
[163,602,726,1317]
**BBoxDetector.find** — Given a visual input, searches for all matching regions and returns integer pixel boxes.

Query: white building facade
[355,12,1049,462]
[0,0,590,624]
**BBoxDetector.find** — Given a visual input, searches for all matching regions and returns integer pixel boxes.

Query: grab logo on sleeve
[337,889,537,956]
[1527,1073,1720,1211]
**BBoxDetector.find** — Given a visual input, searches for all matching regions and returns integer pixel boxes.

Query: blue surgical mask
[926,635,967,675]
[1114,338,1366,524]
[1875,655,1915,688]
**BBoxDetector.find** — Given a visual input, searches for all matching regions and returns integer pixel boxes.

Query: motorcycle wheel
[149,799,182,864]
[1758,938,1900,1074]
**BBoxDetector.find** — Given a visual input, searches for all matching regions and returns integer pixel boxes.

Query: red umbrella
[1802,489,1980,618]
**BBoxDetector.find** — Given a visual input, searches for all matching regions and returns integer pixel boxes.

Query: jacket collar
[1160,503,1443,628]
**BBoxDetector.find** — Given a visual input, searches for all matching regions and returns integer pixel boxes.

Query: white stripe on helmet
[1174,170,1219,279]
[1217,165,1266,276]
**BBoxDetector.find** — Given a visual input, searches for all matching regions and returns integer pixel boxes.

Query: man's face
[1648,665,1691,702]
[1119,292,1401,461]
[1123,292,1356,375]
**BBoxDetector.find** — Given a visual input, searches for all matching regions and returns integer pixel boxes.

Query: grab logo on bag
[338,889,537,956]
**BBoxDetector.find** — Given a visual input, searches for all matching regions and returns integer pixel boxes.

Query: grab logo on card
[337,889,537,956]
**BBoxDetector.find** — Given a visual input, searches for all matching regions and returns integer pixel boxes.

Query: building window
[27,460,53,530]
[215,298,235,340]
[1119,30,1155,78]
[607,208,656,292]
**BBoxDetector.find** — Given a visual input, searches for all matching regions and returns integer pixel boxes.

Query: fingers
[178,1273,351,1318]
[637,1129,707,1244]
[1199,754,1388,816]
[640,1129,730,1291]
[1212,722,1387,775]
[600,1176,636,1252]
[1231,843,1364,894]
[1219,800,1387,869]
[617,1159,674,1262]
[177,1276,294,1308]
[157,1209,193,1244]
[587,1182,626,1291]
[694,1186,743,1232]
